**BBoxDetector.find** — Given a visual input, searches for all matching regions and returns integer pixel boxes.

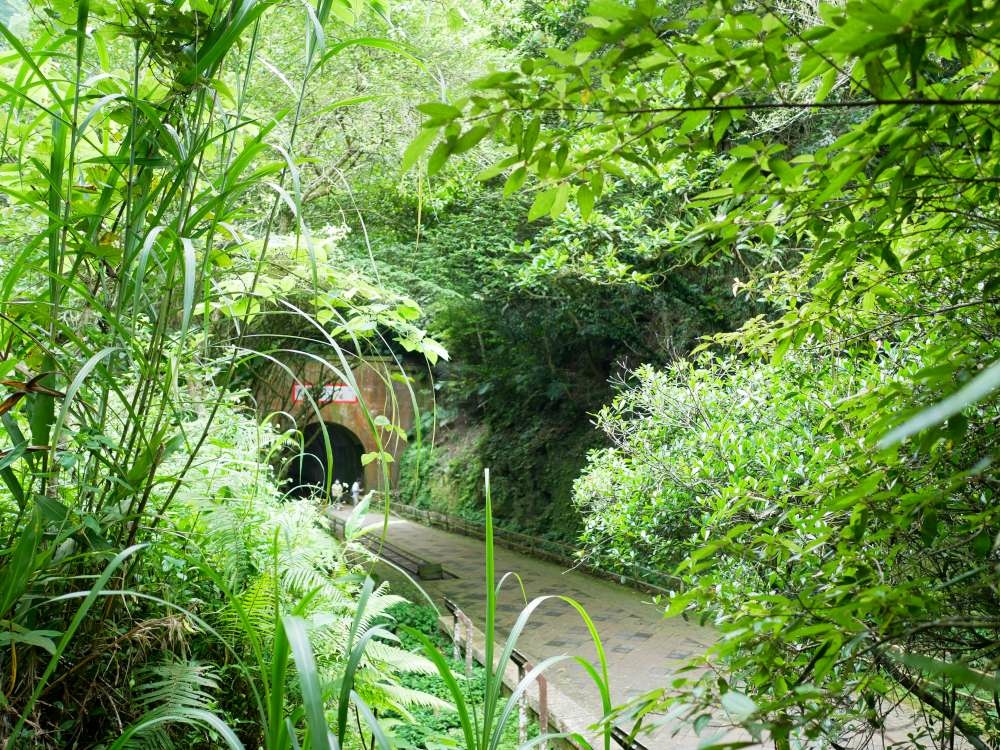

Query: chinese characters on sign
[291,382,359,404]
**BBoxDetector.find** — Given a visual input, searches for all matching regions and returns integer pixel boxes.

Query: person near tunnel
[284,421,364,501]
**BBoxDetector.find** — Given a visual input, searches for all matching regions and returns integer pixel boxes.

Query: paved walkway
[331,507,714,747]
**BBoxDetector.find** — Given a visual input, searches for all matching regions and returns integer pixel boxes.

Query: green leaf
[453,125,490,154]
[180,238,197,343]
[577,184,595,220]
[815,67,838,102]
[420,337,449,364]
[879,359,1000,448]
[767,158,795,186]
[0,629,59,655]
[401,127,439,173]
[550,182,570,219]
[503,167,527,196]
[282,616,331,750]
[679,109,710,136]
[528,187,557,221]
[712,112,731,144]
[323,37,429,74]
[0,508,41,618]
[720,691,757,722]
[880,246,902,272]
[51,347,117,449]
[522,117,541,156]
[416,102,461,119]
[345,317,377,333]
[427,141,451,176]
[895,652,1000,693]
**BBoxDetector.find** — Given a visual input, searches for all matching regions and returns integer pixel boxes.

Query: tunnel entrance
[286,421,364,499]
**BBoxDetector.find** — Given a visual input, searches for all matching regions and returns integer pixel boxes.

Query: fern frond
[371,681,453,714]
[220,572,278,649]
[136,658,220,713]
[363,641,438,674]
[116,658,221,750]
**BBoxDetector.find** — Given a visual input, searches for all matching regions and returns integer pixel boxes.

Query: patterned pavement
[331,507,715,747]
[329,507,924,749]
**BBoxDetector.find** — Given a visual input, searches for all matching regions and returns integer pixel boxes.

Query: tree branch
[874,650,991,750]
[495,97,1000,117]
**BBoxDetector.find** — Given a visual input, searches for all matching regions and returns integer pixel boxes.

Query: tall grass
[408,469,621,750]
[0,0,416,746]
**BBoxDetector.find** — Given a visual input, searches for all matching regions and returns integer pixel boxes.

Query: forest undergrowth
[1,0,998,748]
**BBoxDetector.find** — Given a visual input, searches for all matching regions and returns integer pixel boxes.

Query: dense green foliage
[372,148,754,537]
[577,347,1000,745]
[4,0,1000,747]
[409,0,1000,746]
[385,602,538,750]
[0,1,444,747]
[0,1,624,747]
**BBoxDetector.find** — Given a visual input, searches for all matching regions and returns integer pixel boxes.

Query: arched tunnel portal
[255,356,428,495]
[285,421,364,499]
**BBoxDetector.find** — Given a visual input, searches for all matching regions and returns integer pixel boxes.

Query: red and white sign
[292,382,359,404]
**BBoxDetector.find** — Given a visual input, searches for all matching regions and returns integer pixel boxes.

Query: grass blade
[350,690,392,750]
[109,708,246,750]
[5,543,148,749]
[405,626,476,750]
[284,614,335,750]
[50,346,117,449]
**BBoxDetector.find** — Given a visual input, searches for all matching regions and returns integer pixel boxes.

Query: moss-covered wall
[398,408,598,543]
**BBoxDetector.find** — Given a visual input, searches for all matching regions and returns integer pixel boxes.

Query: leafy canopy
[406,0,1000,747]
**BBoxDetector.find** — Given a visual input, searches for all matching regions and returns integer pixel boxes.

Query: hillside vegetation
[0,0,997,748]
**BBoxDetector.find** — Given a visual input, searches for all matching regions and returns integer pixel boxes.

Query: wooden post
[537,672,548,750]
[512,649,548,750]
[462,612,474,679]
[515,659,528,744]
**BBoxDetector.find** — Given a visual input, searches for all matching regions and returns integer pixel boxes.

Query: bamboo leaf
[51,347,117,450]
[879,359,1000,448]
[180,238,198,343]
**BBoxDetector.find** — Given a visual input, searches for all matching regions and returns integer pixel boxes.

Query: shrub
[575,345,1000,746]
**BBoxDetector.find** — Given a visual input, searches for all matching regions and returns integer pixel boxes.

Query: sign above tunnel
[291,382,359,405]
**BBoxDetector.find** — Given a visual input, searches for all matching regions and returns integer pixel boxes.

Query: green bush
[574,353,870,575]
[0,1,445,746]
[575,344,1000,745]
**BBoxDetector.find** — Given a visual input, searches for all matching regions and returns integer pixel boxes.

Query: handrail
[325,508,451,580]
[385,497,679,596]
[445,601,549,750]
[511,647,548,748]
[610,725,651,750]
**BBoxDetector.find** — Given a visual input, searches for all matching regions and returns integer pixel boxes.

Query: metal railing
[442,598,650,750]
[331,500,661,749]
[444,598,549,750]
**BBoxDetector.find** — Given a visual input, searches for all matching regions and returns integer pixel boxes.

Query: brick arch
[255,356,423,491]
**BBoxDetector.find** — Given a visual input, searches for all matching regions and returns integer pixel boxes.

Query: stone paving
[331,507,715,747]
[329,507,925,749]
